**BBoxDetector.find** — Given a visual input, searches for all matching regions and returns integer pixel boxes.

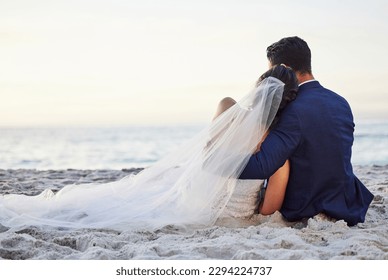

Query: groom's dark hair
[266,36,312,74]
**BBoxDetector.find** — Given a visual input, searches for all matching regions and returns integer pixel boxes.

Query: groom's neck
[296,72,315,85]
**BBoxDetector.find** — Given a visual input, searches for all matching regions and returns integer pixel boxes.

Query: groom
[239,36,374,226]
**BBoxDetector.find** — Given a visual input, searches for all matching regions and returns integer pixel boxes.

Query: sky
[0,0,387,127]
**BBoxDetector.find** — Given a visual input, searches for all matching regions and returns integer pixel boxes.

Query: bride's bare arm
[259,160,289,215]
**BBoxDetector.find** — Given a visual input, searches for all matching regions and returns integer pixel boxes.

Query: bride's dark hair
[257,64,298,129]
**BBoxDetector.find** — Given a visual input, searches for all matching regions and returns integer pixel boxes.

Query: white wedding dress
[0,77,284,231]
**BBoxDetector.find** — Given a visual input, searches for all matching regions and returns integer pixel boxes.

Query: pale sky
[1,0,387,127]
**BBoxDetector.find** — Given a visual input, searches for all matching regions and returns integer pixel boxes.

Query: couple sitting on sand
[0,36,373,230]
[216,36,373,226]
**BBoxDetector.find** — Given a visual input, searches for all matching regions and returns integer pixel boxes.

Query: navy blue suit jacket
[239,81,374,226]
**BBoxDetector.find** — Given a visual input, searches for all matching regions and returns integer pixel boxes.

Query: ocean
[1,121,387,170]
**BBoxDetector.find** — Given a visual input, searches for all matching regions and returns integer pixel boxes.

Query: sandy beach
[0,165,386,260]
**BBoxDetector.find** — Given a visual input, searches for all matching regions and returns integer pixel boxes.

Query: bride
[0,65,298,231]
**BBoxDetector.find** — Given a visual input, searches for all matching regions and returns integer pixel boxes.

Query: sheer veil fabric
[0,77,284,231]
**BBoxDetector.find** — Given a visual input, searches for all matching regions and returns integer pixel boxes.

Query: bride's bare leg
[259,160,290,215]
[213,97,236,120]
[205,97,237,151]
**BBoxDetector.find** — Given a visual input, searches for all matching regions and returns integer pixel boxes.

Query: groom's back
[278,81,373,225]
[289,81,354,177]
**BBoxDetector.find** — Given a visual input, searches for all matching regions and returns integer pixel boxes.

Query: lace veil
[0,77,284,230]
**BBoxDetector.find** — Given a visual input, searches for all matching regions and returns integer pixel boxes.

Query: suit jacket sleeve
[239,106,302,179]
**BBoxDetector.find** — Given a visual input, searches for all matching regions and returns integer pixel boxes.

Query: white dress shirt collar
[298,79,316,87]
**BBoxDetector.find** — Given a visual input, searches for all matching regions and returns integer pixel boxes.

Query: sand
[0,165,386,260]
